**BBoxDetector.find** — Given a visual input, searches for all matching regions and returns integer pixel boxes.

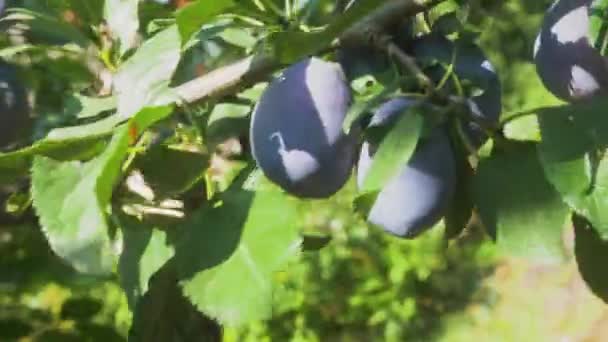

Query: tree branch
[173,0,445,104]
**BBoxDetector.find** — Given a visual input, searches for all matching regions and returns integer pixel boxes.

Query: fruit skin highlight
[534,0,608,102]
[0,62,29,149]
[250,57,357,198]
[357,97,456,238]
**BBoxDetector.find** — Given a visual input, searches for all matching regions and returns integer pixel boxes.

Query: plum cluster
[534,0,608,101]
[250,29,502,239]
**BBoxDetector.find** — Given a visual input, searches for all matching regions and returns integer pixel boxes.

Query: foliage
[2,0,608,341]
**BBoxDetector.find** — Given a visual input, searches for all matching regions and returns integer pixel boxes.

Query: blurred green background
[2,0,608,341]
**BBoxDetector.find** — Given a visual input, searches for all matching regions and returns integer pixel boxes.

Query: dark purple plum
[336,46,390,82]
[413,34,502,148]
[358,97,456,238]
[534,0,608,102]
[0,62,29,149]
[250,57,357,198]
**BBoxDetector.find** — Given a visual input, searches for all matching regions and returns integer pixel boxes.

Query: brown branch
[172,0,445,105]
[174,54,276,103]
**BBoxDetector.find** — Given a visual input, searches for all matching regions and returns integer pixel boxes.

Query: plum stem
[384,40,435,93]
[375,34,503,143]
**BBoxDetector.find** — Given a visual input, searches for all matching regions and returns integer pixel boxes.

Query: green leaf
[30,106,173,275]
[474,142,569,261]
[176,0,235,44]
[538,98,608,238]
[176,189,302,326]
[0,137,108,185]
[269,0,386,63]
[68,94,117,119]
[104,0,140,55]
[2,8,91,47]
[31,126,131,275]
[118,216,174,308]
[574,214,608,303]
[206,103,251,147]
[46,115,123,141]
[129,263,222,342]
[590,0,608,49]
[503,114,540,142]
[217,27,258,50]
[342,79,398,133]
[0,111,126,184]
[360,109,423,193]
[114,25,181,119]
[431,12,462,36]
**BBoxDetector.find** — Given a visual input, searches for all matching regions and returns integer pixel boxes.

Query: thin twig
[385,40,434,92]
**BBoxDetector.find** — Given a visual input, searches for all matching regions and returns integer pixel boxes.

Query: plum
[413,34,502,148]
[250,57,356,198]
[336,46,390,82]
[534,0,608,102]
[0,62,29,149]
[358,97,456,238]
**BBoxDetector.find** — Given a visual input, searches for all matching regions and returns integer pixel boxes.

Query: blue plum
[413,34,502,148]
[250,57,357,198]
[0,62,29,149]
[336,46,390,82]
[358,97,456,238]
[534,0,608,102]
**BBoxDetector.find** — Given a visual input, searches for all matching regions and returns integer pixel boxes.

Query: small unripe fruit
[358,98,456,238]
[250,57,356,198]
[534,0,608,102]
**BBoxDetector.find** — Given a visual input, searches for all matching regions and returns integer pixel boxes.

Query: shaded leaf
[129,263,222,342]
[538,98,608,238]
[2,8,90,46]
[133,145,208,198]
[118,216,174,308]
[61,298,103,321]
[474,142,569,261]
[574,214,608,303]
[444,148,474,239]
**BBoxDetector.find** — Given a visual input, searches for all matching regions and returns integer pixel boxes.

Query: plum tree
[250,57,357,198]
[0,62,29,149]
[534,0,608,102]
[357,97,456,238]
[412,34,502,148]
